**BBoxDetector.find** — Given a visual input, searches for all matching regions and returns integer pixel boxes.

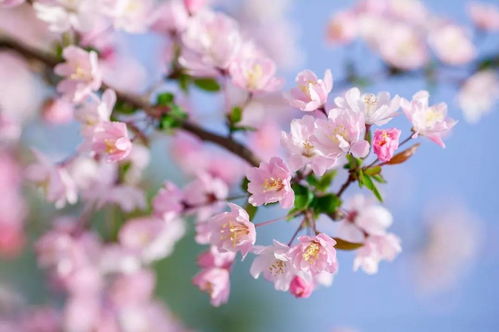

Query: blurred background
[1,0,498,331]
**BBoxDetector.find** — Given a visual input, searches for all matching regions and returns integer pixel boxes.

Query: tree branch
[0,36,260,167]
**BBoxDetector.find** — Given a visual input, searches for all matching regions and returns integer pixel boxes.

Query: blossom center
[246,64,263,90]
[303,241,321,263]
[268,260,286,276]
[220,220,249,247]
[263,177,284,192]
[302,141,315,157]
[70,65,90,81]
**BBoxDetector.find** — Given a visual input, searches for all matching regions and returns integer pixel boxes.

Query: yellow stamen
[263,177,284,192]
[303,241,321,263]
[220,220,250,248]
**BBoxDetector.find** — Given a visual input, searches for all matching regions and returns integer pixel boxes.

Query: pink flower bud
[372,128,401,162]
[289,275,313,298]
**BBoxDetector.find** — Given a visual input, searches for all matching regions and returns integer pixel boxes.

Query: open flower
[401,91,457,148]
[429,23,475,66]
[192,267,230,307]
[75,89,116,136]
[198,246,235,270]
[372,128,401,162]
[247,157,294,208]
[250,240,295,291]
[287,69,333,112]
[91,121,132,162]
[281,115,338,176]
[469,2,499,31]
[290,233,338,275]
[313,108,370,159]
[229,55,282,93]
[33,0,101,33]
[354,233,401,275]
[196,203,255,257]
[152,181,184,219]
[54,46,102,103]
[334,88,400,126]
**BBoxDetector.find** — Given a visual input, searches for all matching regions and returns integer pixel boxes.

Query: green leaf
[310,194,341,216]
[345,154,362,169]
[177,73,191,92]
[156,92,174,106]
[114,100,136,115]
[292,183,314,211]
[306,174,319,187]
[229,106,243,124]
[193,78,221,92]
[364,166,381,176]
[371,174,386,183]
[333,238,364,251]
[244,203,258,221]
[316,170,337,192]
[358,170,383,202]
[240,177,249,192]
[158,104,188,131]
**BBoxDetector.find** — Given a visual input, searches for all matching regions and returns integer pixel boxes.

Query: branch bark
[0,36,260,167]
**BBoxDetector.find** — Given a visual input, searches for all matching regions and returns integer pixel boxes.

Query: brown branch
[0,35,260,167]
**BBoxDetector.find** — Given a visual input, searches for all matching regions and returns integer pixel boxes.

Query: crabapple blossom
[151,0,189,35]
[42,98,74,125]
[281,115,337,176]
[469,2,499,31]
[290,233,338,275]
[33,0,101,33]
[313,108,370,159]
[250,240,295,291]
[326,10,358,44]
[0,0,24,8]
[334,88,401,126]
[54,46,102,103]
[152,181,184,218]
[289,275,314,298]
[102,0,154,33]
[287,69,333,112]
[247,157,294,208]
[401,91,457,148]
[353,233,401,275]
[196,203,255,257]
[74,89,115,134]
[192,267,230,307]
[372,128,401,162]
[198,246,236,270]
[229,55,282,93]
[91,121,132,162]
[183,0,207,14]
[458,70,499,124]
[429,23,475,65]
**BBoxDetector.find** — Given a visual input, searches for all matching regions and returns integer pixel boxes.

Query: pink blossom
[247,157,294,208]
[248,121,282,162]
[0,0,24,8]
[151,0,189,34]
[152,181,184,218]
[198,245,235,270]
[102,0,154,33]
[91,121,132,162]
[54,46,102,103]
[458,70,499,124]
[42,98,74,125]
[196,203,255,257]
[429,23,475,65]
[229,55,282,93]
[26,150,77,209]
[281,115,337,176]
[183,0,207,14]
[337,194,393,243]
[287,69,333,112]
[401,91,457,148]
[289,275,314,298]
[250,240,295,291]
[326,10,358,44]
[313,108,370,159]
[119,214,185,263]
[353,233,401,275]
[469,2,499,31]
[179,10,241,76]
[0,223,24,258]
[183,172,228,210]
[33,0,102,33]
[192,267,230,307]
[334,87,400,126]
[75,90,115,133]
[0,113,21,143]
[372,128,401,162]
[290,233,338,275]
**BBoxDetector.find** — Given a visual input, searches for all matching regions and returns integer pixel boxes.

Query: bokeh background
[1,0,498,331]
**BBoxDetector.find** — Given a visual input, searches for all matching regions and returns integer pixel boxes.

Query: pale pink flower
[326,10,358,44]
[192,267,230,307]
[247,157,294,208]
[313,109,370,159]
[289,275,314,298]
[248,121,282,162]
[180,10,241,76]
[102,0,154,33]
[250,240,295,291]
[33,0,101,33]
[119,214,185,263]
[401,91,457,148]
[183,0,207,14]
[42,98,74,125]
[372,128,401,162]
[196,203,255,257]
[334,87,400,126]
[287,69,333,112]
[54,46,102,103]
[353,233,401,275]
[0,113,21,143]
[198,245,235,270]
[26,150,77,209]
[281,115,338,176]
[91,121,132,162]
[75,90,115,133]
[458,70,499,124]
[337,194,393,243]
[290,233,338,275]
[429,23,475,65]
[0,0,24,8]
[229,55,282,93]
[469,2,499,31]
[152,181,184,218]
[151,0,189,34]
[183,172,228,208]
